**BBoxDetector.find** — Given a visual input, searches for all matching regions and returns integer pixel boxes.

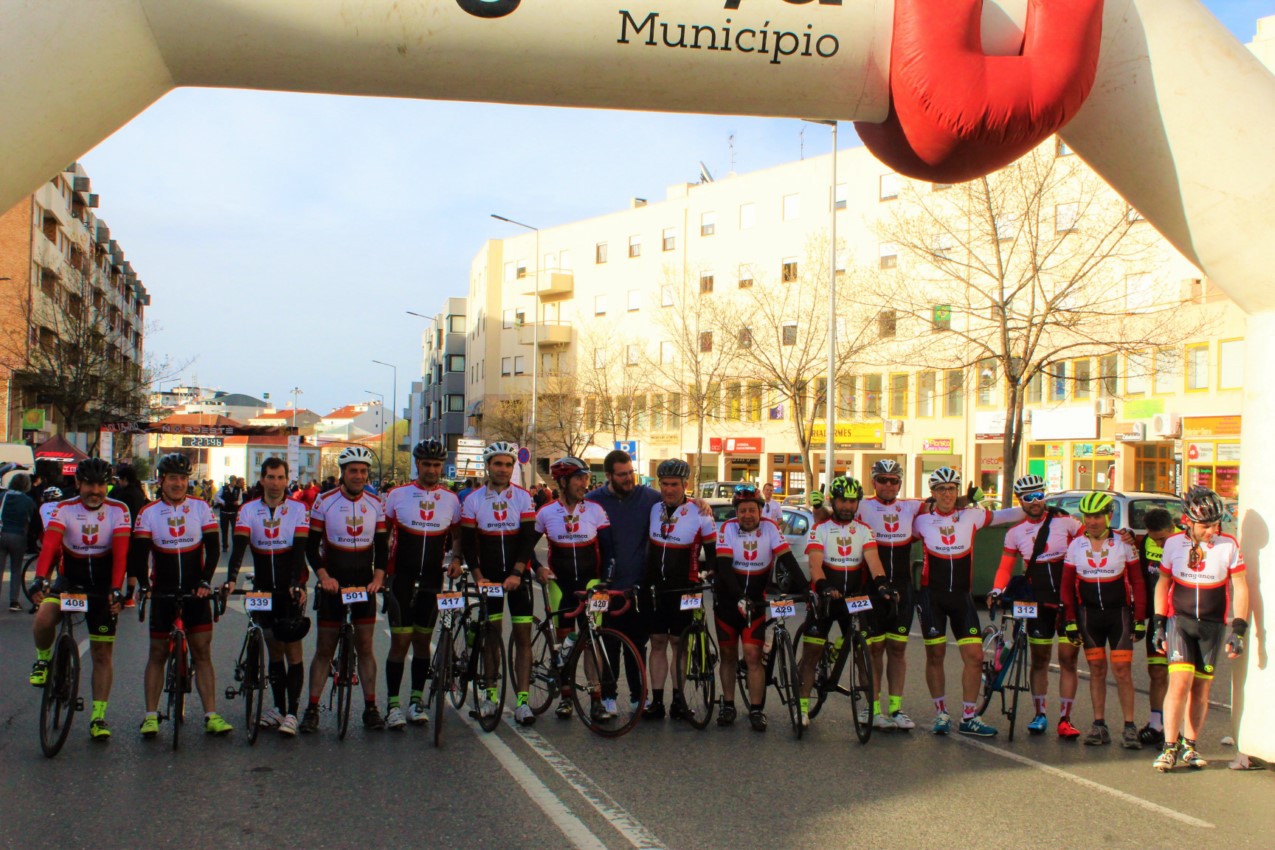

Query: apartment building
[410,297,467,466]
[0,163,150,448]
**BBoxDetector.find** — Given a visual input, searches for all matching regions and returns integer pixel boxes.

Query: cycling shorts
[1026,604,1066,645]
[149,596,213,640]
[807,599,881,648]
[874,582,913,643]
[548,576,597,634]
[1076,606,1134,662]
[917,588,981,646]
[246,586,304,633]
[1145,617,1166,665]
[713,592,767,647]
[388,567,446,634]
[42,586,117,642]
[1166,617,1225,680]
[481,578,533,626]
[642,585,695,637]
[316,589,377,629]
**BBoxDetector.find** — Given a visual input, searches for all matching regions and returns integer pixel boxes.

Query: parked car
[1043,489,1182,535]
[698,481,743,499]
[778,506,816,578]
[705,498,736,529]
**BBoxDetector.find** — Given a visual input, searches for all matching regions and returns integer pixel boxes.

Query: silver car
[1043,490,1182,534]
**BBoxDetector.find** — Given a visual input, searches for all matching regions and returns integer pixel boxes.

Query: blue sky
[78,1,1270,420]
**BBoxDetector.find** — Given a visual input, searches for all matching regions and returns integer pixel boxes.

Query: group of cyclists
[25,436,1248,773]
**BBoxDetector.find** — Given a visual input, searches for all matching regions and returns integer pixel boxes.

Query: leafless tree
[576,324,653,444]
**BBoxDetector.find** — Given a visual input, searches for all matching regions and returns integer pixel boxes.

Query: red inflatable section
[856,0,1103,183]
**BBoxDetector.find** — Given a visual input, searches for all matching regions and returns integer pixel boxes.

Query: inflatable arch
[3,0,1274,759]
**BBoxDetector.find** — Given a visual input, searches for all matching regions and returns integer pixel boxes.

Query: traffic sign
[615,440,639,461]
[446,464,457,478]
[517,446,531,464]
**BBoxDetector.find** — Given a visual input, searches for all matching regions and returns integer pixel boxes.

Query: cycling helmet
[75,457,114,485]
[1013,474,1047,496]
[928,467,961,489]
[412,439,447,461]
[271,614,311,644]
[42,486,63,502]
[1078,491,1114,514]
[156,453,192,477]
[828,476,864,501]
[337,446,375,468]
[732,483,764,508]
[483,441,518,464]
[656,458,691,480]
[550,456,589,481]
[1181,485,1224,524]
[871,459,902,479]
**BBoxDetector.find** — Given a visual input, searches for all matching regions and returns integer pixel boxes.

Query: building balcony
[36,184,69,226]
[520,269,574,298]
[518,320,572,347]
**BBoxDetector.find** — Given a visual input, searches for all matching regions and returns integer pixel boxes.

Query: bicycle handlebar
[565,587,634,619]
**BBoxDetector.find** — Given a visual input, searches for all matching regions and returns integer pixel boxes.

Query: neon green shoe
[89,718,112,740]
[29,660,49,687]
[204,713,234,735]
[139,715,160,737]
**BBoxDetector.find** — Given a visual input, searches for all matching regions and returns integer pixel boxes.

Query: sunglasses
[873,477,901,486]
[1020,491,1046,503]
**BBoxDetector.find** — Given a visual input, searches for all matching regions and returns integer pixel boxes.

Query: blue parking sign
[614,441,639,461]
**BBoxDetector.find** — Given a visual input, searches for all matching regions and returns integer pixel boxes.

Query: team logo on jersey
[346,514,364,537]
[419,500,435,522]
[81,524,99,546]
[679,506,689,517]
[263,518,282,539]
[167,516,186,537]
[97,511,105,521]
[1086,550,1109,570]
[741,539,759,561]
[939,525,956,546]
[660,515,676,538]
[883,513,900,533]
[492,500,508,522]
[564,514,580,534]
[836,536,854,558]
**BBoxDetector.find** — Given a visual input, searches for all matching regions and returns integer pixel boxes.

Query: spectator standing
[2,473,37,611]
[216,476,245,552]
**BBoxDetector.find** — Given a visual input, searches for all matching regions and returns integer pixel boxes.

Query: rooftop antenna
[728,133,736,172]
[800,125,806,160]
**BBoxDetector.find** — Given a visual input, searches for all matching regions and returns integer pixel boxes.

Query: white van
[0,442,35,487]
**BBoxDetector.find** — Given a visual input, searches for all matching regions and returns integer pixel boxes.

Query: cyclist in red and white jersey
[1152,487,1248,772]
[988,474,1084,738]
[912,467,1022,737]
[382,440,463,728]
[856,459,926,730]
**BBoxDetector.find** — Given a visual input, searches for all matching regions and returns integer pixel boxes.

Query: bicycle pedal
[224,687,237,700]
[234,669,245,683]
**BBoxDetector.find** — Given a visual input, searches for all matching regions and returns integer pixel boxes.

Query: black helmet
[1181,486,1224,524]
[156,453,192,477]
[272,615,312,644]
[656,458,691,480]
[413,439,447,461]
[75,457,114,484]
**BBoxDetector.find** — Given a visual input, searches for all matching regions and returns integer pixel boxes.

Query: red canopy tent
[34,435,89,477]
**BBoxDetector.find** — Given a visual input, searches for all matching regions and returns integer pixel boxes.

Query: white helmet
[928,466,961,489]
[483,441,518,464]
[1013,474,1047,496]
[337,446,375,468]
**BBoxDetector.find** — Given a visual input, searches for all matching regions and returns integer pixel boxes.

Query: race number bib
[845,596,873,614]
[341,586,368,604]
[588,592,610,613]
[436,592,463,611]
[245,592,273,612]
[769,599,796,619]
[680,593,703,611]
[478,581,504,598]
[1012,601,1039,620]
[60,594,88,613]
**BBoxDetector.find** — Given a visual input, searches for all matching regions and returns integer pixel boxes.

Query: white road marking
[504,718,667,850]
[951,734,1215,829]
[77,637,90,656]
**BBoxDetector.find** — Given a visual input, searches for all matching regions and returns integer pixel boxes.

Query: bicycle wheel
[566,627,645,738]
[430,630,453,748]
[975,627,1006,716]
[772,629,802,739]
[244,629,265,745]
[675,622,717,730]
[167,643,186,752]
[449,608,476,709]
[39,632,80,758]
[335,628,354,740]
[800,623,832,720]
[470,624,507,733]
[21,554,40,607]
[1005,633,1029,742]
[527,617,559,716]
[847,630,873,745]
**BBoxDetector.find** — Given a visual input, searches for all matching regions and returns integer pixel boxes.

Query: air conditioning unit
[1151,412,1181,438]
[1021,409,1033,424]
[1093,398,1115,417]
[884,419,904,435]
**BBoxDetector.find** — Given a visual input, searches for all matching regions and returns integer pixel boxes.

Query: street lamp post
[805,119,838,492]
[290,386,302,431]
[372,360,397,483]
[491,214,540,484]
[365,389,386,484]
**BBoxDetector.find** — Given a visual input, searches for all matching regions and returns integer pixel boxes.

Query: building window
[594,295,607,315]
[1153,348,1178,394]
[877,310,897,338]
[700,331,713,353]
[1048,361,1068,402]
[662,227,676,251]
[447,315,466,334]
[595,242,608,264]
[944,369,963,417]
[651,394,664,430]
[782,323,797,346]
[1126,351,1149,395]
[1218,339,1244,390]
[1025,371,1043,404]
[700,272,715,294]
[502,309,515,329]
[446,395,464,413]
[837,376,857,417]
[1185,343,1209,391]
[1125,272,1155,310]
[995,215,1018,242]
[1073,358,1092,399]
[559,249,572,270]
[628,235,641,258]
[738,203,755,230]
[738,327,753,347]
[932,303,951,331]
[738,265,754,288]
[781,257,798,282]
[917,371,936,417]
[879,173,899,201]
[977,359,999,407]
[865,374,883,418]
[659,340,674,365]
[661,284,674,307]
[782,193,800,221]
[1055,202,1079,233]
[447,355,465,372]
[627,289,641,312]
[879,242,898,270]
[513,356,526,375]
[700,211,716,236]
[501,357,512,376]
[889,373,908,417]
[1099,354,1118,397]
[626,344,641,367]
[726,383,742,420]
[503,261,516,283]
[834,182,847,210]
[593,348,606,369]
[515,260,527,279]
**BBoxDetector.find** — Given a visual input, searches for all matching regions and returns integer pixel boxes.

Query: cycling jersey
[385,482,462,582]
[857,497,923,584]
[645,499,716,588]
[1158,532,1243,622]
[1140,534,1167,662]
[994,512,1082,604]
[38,501,57,528]
[534,499,612,583]
[913,506,1021,593]
[805,517,877,596]
[36,497,131,589]
[459,484,536,579]
[1061,535,1145,620]
[130,498,220,591]
[716,518,791,599]
[307,489,387,585]
[228,498,310,590]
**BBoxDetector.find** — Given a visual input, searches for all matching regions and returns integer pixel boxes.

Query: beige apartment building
[464,142,1246,505]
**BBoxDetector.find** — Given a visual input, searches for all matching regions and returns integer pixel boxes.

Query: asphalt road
[1,570,1271,850]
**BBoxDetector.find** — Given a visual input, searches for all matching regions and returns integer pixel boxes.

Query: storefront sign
[21,409,45,431]
[1123,399,1164,420]
[709,437,763,454]
[1186,442,1215,463]
[809,422,884,449]
[1045,444,1065,458]
[1182,416,1242,438]
[1031,407,1098,440]
[974,411,1006,439]
[647,433,679,446]
[921,438,953,453]
[1218,443,1241,462]
[1115,422,1147,442]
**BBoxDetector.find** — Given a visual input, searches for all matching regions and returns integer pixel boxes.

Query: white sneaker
[891,710,916,730]
[385,706,407,729]
[406,700,429,725]
[857,707,870,725]
[514,704,536,726]
[258,707,285,729]
[480,698,499,719]
[278,714,298,736]
[799,711,810,729]
[873,713,896,731]
[601,698,619,716]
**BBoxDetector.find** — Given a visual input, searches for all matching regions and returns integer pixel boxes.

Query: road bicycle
[558,584,647,738]
[223,579,303,744]
[447,572,508,733]
[673,580,718,730]
[35,585,104,757]
[734,594,803,738]
[800,590,881,744]
[137,588,218,751]
[425,573,467,748]
[976,596,1033,742]
[316,585,398,740]
[526,579,571,718]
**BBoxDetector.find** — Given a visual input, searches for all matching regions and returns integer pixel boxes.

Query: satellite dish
[698,161,714,183]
